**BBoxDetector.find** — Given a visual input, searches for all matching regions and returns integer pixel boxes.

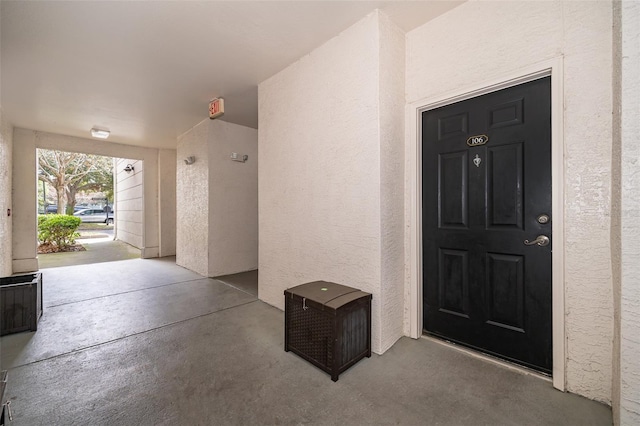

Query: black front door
[422,77,552,373]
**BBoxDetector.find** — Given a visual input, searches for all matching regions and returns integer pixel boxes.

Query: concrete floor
[0,259,612,425]
[38,239,140,269]
[214,269,259,296]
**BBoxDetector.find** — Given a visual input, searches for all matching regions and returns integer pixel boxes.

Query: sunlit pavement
[38,238,140,269]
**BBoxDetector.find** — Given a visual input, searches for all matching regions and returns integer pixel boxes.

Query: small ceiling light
[124,164,134,173]
[90,128,110,139]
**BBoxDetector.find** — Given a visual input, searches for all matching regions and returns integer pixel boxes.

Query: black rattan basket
[284,281,371,381]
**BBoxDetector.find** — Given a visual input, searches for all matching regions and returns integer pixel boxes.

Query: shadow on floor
[214,269,258,296]
[37,240,140,269]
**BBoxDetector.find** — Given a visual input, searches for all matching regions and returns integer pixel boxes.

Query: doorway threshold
[420,334,552,383]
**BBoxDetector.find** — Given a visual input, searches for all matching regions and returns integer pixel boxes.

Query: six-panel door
[422,77,552,373]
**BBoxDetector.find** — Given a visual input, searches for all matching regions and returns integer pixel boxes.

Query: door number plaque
[467,135,489,147]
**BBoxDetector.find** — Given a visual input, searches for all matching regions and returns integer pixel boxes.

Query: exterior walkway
[0,259,612,425]
[37,239,140,269]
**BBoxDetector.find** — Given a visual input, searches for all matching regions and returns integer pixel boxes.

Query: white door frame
[406,57,565,391]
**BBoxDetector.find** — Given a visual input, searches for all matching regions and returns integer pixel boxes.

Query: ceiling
[1,1,462,149]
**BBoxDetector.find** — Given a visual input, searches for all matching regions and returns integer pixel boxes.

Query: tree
[37,150,113,214]
[64,158,113,213]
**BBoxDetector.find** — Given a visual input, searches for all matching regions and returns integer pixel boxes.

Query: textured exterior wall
[259,13,381,348]
[207,121,258,277]
[611,2,622,421]
[11,129,163,267]
[0,110,13,277]
[176,120,209,276]
[141,152,159,258]
[406,1,614,402]
[378,13,406,353]
[115,158,144,249]
[259,11,408,354]
[619,2,640,423]
[562,1,614,403]
[158,149,176,257]
[176,119,258,277]
[11,128,38,272]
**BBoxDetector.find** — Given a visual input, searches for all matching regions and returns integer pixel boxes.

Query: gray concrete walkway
[0,259,612,425]
[214,269,258,296]
[38,239,140,269]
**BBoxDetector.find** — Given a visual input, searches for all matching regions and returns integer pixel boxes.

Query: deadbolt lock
[537,214,550,224]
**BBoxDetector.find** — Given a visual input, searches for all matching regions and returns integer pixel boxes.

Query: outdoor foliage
[38,214,82,248]
[37,149,113,214]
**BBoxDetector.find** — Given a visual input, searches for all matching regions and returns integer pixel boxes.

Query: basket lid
[286,281,361,305]
[325,291,371,309]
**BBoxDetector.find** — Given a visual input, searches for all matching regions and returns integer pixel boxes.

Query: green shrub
[38,214,81,248]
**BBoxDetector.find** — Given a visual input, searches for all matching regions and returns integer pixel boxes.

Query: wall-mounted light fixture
[230,152,248,163]
[90,128,110,139]
[184,156,195,165]
[124,164,134,173]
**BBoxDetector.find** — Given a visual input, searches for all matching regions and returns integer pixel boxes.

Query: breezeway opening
[36,148,143,269]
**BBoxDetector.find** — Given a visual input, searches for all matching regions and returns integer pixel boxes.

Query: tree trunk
[56,189,65,214]
[66,186,77,215]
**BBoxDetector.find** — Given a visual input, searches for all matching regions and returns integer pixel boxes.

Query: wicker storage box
[0,272,43,336]
[284,281,371,381]
[1,370,7,425]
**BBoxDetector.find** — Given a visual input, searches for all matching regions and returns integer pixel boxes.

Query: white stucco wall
[115,158,144,250]
[0,110,13,277]
[619,2,640,424]
[259,11,406,354]
[0,4,7,277]
[406,1,614,402]
[11,128,38,272]
[378,13,406,352]
[612,2,622,420]
[176,121,210,276]
[158,149,177,257]
[11,129,164,269]
[176,119,257,277]
[207,120,258,277]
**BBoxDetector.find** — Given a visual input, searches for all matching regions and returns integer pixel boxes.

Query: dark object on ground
[0,272,43,336]
[285,281,371,381]
[1,370,8,424]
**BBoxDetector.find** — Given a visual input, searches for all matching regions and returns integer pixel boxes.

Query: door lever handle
[524,235,550,247]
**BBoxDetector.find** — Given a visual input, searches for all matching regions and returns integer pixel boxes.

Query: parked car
[45,205,86,214]
[45,205,60,214]
[73,208,114,224]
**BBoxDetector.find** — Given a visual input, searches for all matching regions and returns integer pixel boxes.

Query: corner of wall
[207,120,259,277]
[158,149,177,257]
[611,1,623,422]
[0,109,14,276]
[618,1,640,423]
[11,128,38,273]
[258,10,408,355]
[176,120,210,276]
[561,0,615,404]
[115,158,145,250]
[378,10,407,352]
